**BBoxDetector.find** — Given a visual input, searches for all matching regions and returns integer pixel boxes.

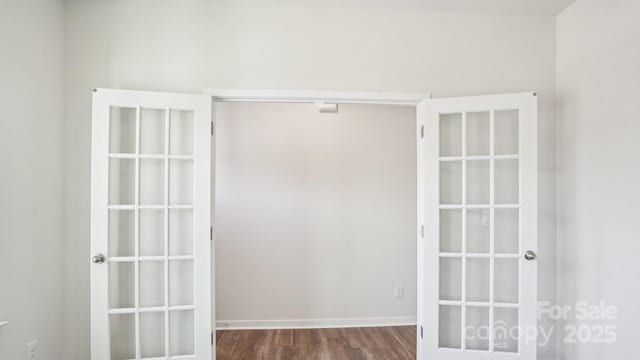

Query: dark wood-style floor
[216,326,416,360]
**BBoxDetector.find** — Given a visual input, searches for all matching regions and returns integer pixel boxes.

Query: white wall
[556,1,640,359]
[0,0,65,359]
[214,102,416,327]
[63,1,557,358]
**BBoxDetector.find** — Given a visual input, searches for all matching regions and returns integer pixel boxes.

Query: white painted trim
[216,316,417,330]
[416,100,426,360]
[204,88,432,105]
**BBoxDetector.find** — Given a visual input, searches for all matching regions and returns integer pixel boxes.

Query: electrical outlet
[394,285,404,298]
[26,340,38,360]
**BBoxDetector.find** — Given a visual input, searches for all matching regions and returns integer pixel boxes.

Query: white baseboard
[216,316,416,330]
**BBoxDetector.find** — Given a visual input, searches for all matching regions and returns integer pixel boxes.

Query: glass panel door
[91,89,212,360]
[421,93,537,360]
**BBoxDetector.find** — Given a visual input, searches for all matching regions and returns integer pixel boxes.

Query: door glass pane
[467,160,490,204]
[109,262,134,309]
[432,100,528,357]
[495,159,519,204]
[140,159,165,205]
[440,209,462,253]
[140,108,166,155]
[494,308,519,352]
[466,111,490,156]
[495,110,519,155]
[467,209,490,253]
[169,260,194,306]
[439,305,461,349]
[109,210,134,257]
[465,306,489,350]
[466,258,490,302]
[169,209,194,256]
[101,96,205,360]
[109,313,135,360]
[440,113,462,157]
[170,110,194,155]
[139,260,164,308]
[109,107,136,154]
[495,209,519,254]
[169,160,194,205]
[440,161,462,204]
[140,312,165,358]
[109,159,135,205]
[439,258,461,301]
[140,209,164,256]
[170,310,195,356]
[495,258,519,303]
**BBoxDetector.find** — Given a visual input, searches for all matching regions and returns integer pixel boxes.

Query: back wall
[214,102,416,327]
[63,1,557,358]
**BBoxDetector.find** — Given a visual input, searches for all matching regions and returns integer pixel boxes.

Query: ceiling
[232,0,577,16]
[404,0,577,15]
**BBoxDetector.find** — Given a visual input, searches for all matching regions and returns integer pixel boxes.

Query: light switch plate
[481,209,491,227]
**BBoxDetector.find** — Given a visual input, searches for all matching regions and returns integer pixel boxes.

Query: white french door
[91,89,213,360]
[418,93,537,360]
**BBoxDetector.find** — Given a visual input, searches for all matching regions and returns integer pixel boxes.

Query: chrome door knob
[524,250,537,261]
[92,253,106,264]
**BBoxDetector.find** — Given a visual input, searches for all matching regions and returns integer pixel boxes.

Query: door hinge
[211,331,214,345]
[420,325,423,340]
[420,125,424,139]
[420,225,424,238]
[210,226,213,240]
[211,121,214,136]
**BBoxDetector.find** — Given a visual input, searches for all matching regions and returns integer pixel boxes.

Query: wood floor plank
[216,326,416,360]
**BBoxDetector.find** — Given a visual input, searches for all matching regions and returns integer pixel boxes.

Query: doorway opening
[212,101,418,359]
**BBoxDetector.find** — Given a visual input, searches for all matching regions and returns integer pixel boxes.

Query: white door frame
[206,88,431,359]
[204,89,431,105]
